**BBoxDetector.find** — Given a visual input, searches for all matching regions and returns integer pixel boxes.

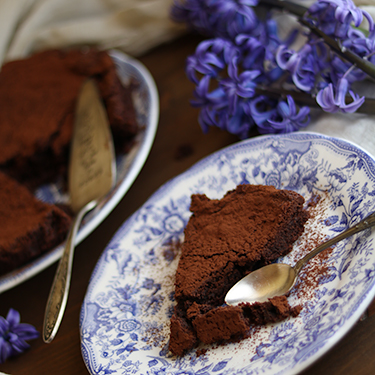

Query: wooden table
[1,34,375,375]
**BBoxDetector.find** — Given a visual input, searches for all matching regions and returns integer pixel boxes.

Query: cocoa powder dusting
[288,191,334,301]
[147,188,335,359]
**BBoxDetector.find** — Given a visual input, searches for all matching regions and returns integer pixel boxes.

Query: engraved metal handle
[43,201,96,343]
[294,211,375,275]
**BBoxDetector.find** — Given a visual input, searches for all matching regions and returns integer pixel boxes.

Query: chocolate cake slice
[169,184,308,356]
[0,172,72,276]
[0,48,138,188]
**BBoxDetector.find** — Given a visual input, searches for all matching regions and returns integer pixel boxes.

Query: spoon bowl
[226,263,296,305]
[225,210,375,306]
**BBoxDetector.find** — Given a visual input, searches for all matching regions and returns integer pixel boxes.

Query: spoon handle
[42,201,96,343]
[294,211,375,275]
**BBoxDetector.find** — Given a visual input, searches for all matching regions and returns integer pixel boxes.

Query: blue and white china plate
[80,132,375,375]
[0,50,159,293]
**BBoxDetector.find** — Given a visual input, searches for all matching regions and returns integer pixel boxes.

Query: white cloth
[305,112,375,157]
[0,0,185,65]
[0,0,374,157]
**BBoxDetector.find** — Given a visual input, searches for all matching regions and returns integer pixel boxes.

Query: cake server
[43,79,116,343]
[225,211,375,305]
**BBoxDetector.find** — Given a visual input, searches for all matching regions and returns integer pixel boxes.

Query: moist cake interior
[169,184,309,356]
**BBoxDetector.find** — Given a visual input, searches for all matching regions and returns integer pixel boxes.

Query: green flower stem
[259,0,375,80]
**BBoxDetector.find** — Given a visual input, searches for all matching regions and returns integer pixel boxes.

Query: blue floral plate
[0,50,159,293]
[80,132,375,375]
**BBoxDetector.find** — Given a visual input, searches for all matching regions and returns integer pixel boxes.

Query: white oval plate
[0,50,159,293]
[80,132,375,375]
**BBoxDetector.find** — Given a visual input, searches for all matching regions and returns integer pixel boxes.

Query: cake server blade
[43,79,116,343]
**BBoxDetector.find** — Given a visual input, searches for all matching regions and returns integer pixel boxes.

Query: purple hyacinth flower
[193,78,256,138]
[276,44,316,92]
[191,75,222,105]
[0,308,39,363]
[329,54,367,83]
[316,77,365,113]
[220,65,260,115]
[186,38,236,84]
[225,100,255,138]
[191,74,228,133]
[213,0,259,39]
[342,30,375,65]
[252,95,310,134]
[330,0,374,36]
[308,2,338,36]
[197,105,220,133]
[249,95,278,126]
[328,0,364,26]
[191,75,228,116]
[235,34,267,72]
[308,0,374,38]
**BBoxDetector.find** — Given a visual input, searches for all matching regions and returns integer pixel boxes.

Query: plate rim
[0,50,159,293]
[80,131,375,375]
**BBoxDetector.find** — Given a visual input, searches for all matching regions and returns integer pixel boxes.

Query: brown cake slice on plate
[0,48,138,189]
[0,171,72,276]
[169,184,309,356]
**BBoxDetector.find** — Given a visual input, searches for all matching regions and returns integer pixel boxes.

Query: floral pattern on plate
[80,132,375,375]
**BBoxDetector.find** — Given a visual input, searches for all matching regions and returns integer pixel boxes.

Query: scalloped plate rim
[80,132,375,375]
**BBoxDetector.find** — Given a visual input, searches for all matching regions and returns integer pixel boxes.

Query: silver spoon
[43,79,116,343]
[225,211,375,305]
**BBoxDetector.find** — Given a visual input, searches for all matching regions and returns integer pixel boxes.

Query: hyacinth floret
[342,29,375,66]
[276,44,318,92]
[186,38,237,83]
[308,0,374,39]
[212,0,260,39]
[0,308,39,363]
[172,0,375,137]
[316,77,365,113]
[251,95,310,134]
[226,100,255,138]
[235,34,266,71]
[220,53,260,113]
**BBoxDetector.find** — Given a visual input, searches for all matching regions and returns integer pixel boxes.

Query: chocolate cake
[169,184,308,356]
[0,48,138,188]
[0,171,71,276]
[0,48,138,276]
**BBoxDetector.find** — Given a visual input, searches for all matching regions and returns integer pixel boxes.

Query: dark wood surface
[1,34,375,375]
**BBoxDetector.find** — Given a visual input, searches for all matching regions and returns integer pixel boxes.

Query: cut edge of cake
[168,184,309,356]
[0,171,72,276]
